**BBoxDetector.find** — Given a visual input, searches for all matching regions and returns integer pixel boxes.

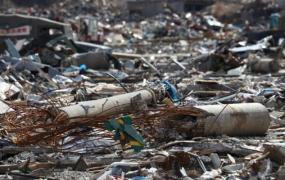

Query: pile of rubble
[0,0,285,179]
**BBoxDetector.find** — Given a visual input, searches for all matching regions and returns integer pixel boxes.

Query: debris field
[0,0,285,179]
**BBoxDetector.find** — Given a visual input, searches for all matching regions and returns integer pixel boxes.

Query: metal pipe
[195,103,271,136]
[60,90,154,119]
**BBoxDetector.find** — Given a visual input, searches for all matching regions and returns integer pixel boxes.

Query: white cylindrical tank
[196,103,271,136]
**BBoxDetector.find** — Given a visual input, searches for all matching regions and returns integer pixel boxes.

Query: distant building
[0,0,13,9]
[95,0,127,9]
[277,0,285,16]
[127,0,185,17]
[184,0,214,11]
[127,0,214,18]
[10,0,58,6]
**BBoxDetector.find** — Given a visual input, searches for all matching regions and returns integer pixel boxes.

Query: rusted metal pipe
[60,90,155,119]
[195,103,271,136]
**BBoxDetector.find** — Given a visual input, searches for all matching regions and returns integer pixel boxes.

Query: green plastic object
[105,115,145,152]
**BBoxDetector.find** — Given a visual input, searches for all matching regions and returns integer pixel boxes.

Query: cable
[104,72,129,93]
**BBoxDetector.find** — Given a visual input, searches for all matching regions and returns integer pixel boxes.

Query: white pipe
[60,90,154,119]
